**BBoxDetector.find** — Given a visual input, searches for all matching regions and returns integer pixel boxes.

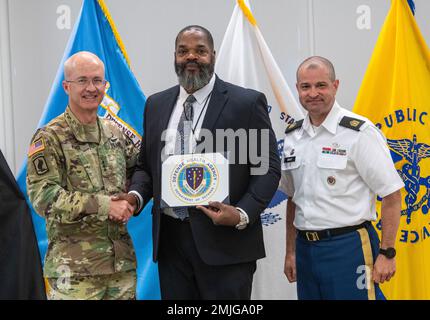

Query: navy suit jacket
[129,76,281,265]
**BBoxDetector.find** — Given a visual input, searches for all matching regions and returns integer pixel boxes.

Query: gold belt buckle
[306,232,320,241]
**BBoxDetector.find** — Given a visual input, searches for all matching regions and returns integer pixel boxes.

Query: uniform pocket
[78,149,104,191]
[99,142,127,193]
[316,154,348,195]
[317,153,347,169]
[64,147,99,192]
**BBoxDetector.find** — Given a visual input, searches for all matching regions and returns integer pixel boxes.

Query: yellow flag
[353,0,430,299]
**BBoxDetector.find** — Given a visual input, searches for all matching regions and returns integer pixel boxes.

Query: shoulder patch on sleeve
[285,119,304,134]
[339,116,366,131]
[28,137,46,157]
[32,155,49,175]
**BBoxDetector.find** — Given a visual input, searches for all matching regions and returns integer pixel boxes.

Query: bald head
[62,51,106,123]
[296,56,336,82]
[64,51,105,80]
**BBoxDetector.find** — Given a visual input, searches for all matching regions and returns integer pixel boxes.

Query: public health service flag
[353,0,430,299]
[216,0,304,299]
[16,0,160,299]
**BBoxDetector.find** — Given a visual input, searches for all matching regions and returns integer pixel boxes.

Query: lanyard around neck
[189,91,212,135]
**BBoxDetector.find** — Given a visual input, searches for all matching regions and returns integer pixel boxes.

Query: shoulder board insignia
[28,137,45,157]
[339,116,365,131]
[285,119,304,134]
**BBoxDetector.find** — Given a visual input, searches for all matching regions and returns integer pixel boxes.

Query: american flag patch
[28,138,45,157]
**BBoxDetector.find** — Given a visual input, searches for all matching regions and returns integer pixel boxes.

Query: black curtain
[0,150,46,300]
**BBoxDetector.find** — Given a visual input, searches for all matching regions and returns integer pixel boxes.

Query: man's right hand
[109,198,135,224]
[284,253,297,283]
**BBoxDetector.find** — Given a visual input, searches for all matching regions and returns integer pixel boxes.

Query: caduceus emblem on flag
[387,135,430,224]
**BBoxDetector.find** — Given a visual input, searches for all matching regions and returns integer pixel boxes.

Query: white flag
[216,0,304,300]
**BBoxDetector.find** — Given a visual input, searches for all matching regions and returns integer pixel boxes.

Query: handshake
[108,193,138,224]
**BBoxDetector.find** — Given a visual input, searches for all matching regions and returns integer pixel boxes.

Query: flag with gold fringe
[353,0,430,299]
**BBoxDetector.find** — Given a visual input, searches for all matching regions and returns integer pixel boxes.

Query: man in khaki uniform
[26,51,139,300]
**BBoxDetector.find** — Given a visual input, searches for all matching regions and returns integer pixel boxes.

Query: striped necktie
[173,94,196,220]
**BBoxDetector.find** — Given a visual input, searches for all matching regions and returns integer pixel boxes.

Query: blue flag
[16,0,160,300]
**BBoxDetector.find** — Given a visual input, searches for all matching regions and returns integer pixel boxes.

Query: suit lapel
[157,86,180,149]
[159,86,180,132]
[199,77,228,140]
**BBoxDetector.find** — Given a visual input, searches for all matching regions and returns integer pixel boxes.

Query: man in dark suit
[121,25,280,299]
[0,150,46,299]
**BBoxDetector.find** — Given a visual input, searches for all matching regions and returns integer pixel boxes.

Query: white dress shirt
[163,74,215,156]
[280,101,404,230]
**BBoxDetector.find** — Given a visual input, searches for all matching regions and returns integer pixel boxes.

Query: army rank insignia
[285,119,304,134]
[32,155,49,175]
[339,116,365,131]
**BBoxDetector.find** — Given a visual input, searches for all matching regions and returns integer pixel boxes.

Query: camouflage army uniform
[27,106,139,299]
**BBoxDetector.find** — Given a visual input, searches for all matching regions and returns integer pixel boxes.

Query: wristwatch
[235,208,249,230]
[379,247,396,259]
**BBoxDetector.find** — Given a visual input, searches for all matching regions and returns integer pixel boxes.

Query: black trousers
[158,215,256,300]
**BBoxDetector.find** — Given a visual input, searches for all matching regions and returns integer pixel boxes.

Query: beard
[175,59,214,92]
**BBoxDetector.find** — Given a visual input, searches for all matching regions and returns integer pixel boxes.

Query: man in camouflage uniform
[26,51,139,300]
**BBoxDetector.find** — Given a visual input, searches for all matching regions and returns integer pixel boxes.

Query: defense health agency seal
[161,153,229,207]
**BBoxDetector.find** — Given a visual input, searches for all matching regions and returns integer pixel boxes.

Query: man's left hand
[196,201,241,227]
[372,255,396,284]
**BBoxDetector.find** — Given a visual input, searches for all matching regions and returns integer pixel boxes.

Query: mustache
[177,61,205,70]
[305,97,324,101]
